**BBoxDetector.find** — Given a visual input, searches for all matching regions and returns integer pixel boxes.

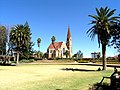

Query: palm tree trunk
[102,44,107,70]
[16,51,19,65]
[39,46,40,58]
[52,42,56,59]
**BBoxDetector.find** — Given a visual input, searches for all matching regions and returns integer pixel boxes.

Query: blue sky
[0,0,120,57]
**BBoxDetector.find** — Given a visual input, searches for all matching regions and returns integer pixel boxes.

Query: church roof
[48,42,63,50]
[67,27,71,39]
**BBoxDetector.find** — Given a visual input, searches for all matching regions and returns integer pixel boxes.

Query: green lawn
[0,64,116,90]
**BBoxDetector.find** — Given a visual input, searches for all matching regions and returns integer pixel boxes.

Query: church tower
[66,26,72,58]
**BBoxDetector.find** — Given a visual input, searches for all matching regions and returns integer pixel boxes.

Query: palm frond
[104,7,108,11]
[90,30,97,40]
[108,16,120,21]
[100,7,105,17]
[86,25,95,34]
[88,20,96,25]
[107,9,116,17]
[105,8,110,15]
[87,25,97,40]
[88,15,99,20]
[96,8,101,17]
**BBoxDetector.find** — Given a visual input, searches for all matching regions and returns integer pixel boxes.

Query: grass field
[0,63,116,90]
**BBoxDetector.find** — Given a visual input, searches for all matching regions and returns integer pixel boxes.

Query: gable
[48,42,63,50]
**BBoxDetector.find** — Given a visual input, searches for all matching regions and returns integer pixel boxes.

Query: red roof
[48,42,63,50]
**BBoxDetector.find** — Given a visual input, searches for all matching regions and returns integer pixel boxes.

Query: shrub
[20,59,34,63]
[89,82,110,90]
[77,59,90,63]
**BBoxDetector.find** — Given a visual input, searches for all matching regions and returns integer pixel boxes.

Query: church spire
[67,26,71,39]
[66,26,72,58]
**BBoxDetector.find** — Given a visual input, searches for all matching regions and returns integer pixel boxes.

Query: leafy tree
[43,53,48,59]
[110,22,120,53]
[64,50,69,58]
[77,50,83,60]
[37,51,43,58]
[87,7,120,70]
[20,22,32,59]
[97,52,101,59]
[0,26,8,55]
[72,50,83,60]
[28,41,35,55]
[7,41,14,56]
[34,50,43,59]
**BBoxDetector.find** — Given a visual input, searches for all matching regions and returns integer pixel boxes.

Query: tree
[51,36,56,49]
[10,25,23,64]
[73,50,83,60]
[51,36,56,58]
[9,22,32,64]
[37,51,43,59]
[51,36,56,44]
[28,42,35,55]
[76,50,83,60]
[37,38,41,51]
[110,22,120,53]
[0,26,7,55]
[87,7,120,70]
[97,52,101,59]
[37,38,41,58]
[20,21,32,59]
[64,50,69,58]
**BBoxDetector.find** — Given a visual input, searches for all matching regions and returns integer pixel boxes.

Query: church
[47,27,72,59]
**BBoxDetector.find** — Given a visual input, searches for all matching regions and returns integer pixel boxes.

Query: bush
[77,59,90,63]
[34,58,42,60]
[20,59,34,63]
[89,82,110,90]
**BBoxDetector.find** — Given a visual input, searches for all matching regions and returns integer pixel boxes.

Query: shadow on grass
[89,82,110,90]
[61,68,98,72]
[0,63,16,66]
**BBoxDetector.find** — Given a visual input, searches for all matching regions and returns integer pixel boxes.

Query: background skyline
[0,0,120,57]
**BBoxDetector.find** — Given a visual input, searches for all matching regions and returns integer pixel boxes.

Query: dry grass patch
[0,64,117,90]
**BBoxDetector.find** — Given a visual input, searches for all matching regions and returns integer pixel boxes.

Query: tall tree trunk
[16,51,19,65]
[52,42,56,59]
[102,44,107,70]
[39,46,40,58]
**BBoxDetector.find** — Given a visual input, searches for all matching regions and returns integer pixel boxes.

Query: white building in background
[47,27,72,59]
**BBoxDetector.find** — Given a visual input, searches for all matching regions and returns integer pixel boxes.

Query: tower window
[50,50,52,53]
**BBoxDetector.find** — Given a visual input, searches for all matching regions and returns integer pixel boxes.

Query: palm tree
[51,36,56,44]
[37,38,41,50]
[10,25,25,64]
[37,38,41,58]
[87,7,120,70]
[51,36,56,49]
[51,36,56,58]
[10,23,31,64]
